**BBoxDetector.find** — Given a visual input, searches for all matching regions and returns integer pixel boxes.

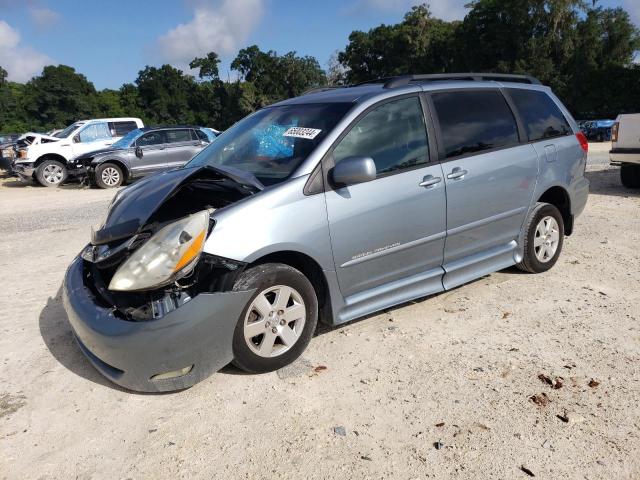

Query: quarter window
[432,90,519,159]
[333,96,429,175]
[136,131,166,147]
[507,89,572,142]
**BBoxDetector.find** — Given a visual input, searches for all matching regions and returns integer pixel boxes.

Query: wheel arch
[247,250,334,325]
[34,153,68,168]
[537,185,573,235]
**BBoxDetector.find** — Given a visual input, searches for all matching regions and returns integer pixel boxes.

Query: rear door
[130,130,167,177]
[164,129,203,170]
[324,95,447,314]
[428,88,538,289]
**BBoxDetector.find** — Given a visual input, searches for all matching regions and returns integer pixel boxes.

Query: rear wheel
[231,263,318,373]
[621,164,640,189]
[95,163,124,189]
[36,159,67,187]
[517,202,564,273]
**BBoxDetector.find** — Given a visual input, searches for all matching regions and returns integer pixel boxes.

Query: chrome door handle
[447,167,467,179]
[419,175,442,188]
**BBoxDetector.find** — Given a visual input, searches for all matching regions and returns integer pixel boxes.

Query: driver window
[136,131,166,147]
[333,96,429,175]
[78,122,112,143]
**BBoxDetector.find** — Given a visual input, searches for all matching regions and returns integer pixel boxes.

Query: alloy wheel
[534,215,560,263]
[43,164,64,184]
[243,285,306,358]
[101,167,120,187]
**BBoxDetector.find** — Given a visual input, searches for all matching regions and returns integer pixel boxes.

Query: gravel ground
[1,147,639,479]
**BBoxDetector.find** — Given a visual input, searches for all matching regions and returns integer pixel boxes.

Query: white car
[12,118,143,187]
[610,113,640,188]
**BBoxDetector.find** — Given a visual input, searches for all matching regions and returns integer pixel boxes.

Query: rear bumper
[610,149,640,166]
[62,256,254,392]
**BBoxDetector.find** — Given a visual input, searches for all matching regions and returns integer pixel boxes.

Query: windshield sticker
[283,127,322,140]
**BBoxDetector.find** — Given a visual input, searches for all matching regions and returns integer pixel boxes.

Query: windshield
[186,103,353,186]
[55,122,83,139]
[112,128,143,148]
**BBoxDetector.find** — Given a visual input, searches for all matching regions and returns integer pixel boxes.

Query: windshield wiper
[203,164,264,192]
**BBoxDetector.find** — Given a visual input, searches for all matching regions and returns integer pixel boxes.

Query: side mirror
[73,134,81,143]
[331,156,376,187]
[135,146,143,158]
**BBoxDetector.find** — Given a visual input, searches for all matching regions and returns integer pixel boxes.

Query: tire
[94,163,124,189]
[621,165,640,189]
[35,159,67,187]
[231,263,318,373]
[516,202,565,273]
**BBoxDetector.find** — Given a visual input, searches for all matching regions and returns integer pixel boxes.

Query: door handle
[447,167,467,179]
[419,175,442,188]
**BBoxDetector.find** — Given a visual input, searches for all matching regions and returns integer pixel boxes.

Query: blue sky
[0,0,637,90]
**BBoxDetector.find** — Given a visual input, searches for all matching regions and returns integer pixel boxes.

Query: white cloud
[0,21,53,82]
[157,0,265,65]
[29,6,60,28]
[354,0,468,21]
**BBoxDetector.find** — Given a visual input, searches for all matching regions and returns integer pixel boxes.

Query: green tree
[190,52,221,81]
[20,65,99,130]
[134,65,197,124]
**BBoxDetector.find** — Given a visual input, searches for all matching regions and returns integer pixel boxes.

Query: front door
[324,95,447,309]
[130,131,168,177]
[429,89,538,288]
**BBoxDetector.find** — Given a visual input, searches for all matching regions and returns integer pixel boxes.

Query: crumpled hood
[91,165,261,245]
[19,132,61,144]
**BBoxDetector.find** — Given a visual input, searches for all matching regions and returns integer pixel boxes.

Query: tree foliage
[0,1,638,133]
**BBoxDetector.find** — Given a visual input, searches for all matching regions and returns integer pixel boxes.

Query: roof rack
[356,73,542,89]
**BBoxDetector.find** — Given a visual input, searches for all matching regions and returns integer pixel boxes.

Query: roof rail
[356,73,542,89]
[301,86,343,95]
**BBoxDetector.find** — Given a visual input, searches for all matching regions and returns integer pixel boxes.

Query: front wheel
[517,202,565,273]
[231,263,318,373]
[36,159,67,187]
[621,164,640,189]
[95,163,124,189]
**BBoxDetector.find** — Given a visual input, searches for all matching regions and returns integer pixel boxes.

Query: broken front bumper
[12,161,35,180]
[62,256,254,392]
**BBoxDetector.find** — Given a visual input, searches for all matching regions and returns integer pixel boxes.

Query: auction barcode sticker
[283,127,322,139]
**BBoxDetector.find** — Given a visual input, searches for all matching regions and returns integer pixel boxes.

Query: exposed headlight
[108,210,210,291]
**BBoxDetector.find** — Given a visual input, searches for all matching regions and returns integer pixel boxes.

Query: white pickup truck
[610,113,640,188]
[12,117,143,187]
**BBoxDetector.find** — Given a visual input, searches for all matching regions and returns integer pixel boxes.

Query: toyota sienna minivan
[62,73,589,392]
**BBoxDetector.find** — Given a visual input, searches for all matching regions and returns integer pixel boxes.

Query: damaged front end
[63,165,261,392]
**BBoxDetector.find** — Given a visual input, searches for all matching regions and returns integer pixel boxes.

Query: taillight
[576,131,588,153]
[611,122,619,142]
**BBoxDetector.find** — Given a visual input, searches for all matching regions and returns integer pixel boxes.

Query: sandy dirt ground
[1,148,639,479]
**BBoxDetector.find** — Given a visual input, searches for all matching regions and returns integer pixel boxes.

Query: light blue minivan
[63,73,589,391]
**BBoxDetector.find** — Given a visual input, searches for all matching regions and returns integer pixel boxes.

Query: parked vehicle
[62,73,589,392]
[68,126,214,188]
[610,113,640,188]
[12,118,143,187]
[0,133,20,169]
[583,119,615,141]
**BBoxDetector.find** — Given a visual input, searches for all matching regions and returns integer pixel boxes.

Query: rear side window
[166,129,192,143]
[432,90,519,159]
[333,96,429,175]
[507,89,572,142]
[109,121,138,137]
